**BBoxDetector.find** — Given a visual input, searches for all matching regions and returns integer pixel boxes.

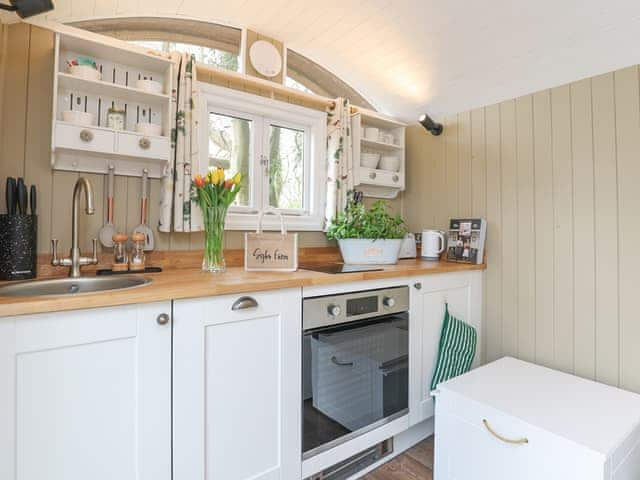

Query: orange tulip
[194,174,205,188]
[224,179,234,189]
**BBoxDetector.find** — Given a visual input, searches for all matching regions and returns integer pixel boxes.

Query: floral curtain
[159,52,202,232]
[324,98,353,229]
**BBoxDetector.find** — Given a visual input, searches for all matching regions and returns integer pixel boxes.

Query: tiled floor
[362,436,434,480]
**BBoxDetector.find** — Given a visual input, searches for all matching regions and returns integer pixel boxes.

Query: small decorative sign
[244,209,298,272]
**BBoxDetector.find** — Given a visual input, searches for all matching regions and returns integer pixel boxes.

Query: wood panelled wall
[0,24,334,254]
[405,65,640,392]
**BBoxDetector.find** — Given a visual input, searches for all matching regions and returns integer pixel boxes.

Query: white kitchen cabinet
[408,270,483,426]
[0,302,172,480]
[173,288,302,480]
[435,357,640,480]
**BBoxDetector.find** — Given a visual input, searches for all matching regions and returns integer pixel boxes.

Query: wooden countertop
[0,259,484,317]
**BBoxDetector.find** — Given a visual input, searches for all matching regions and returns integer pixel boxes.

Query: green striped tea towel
[430,304,477,391]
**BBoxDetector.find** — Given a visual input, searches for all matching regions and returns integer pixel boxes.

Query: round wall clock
[249,40,283,78]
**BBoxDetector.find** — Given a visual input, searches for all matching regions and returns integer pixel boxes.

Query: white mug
[421,229,446,260]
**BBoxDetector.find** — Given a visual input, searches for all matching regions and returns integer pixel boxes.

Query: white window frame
[199,82,327,231]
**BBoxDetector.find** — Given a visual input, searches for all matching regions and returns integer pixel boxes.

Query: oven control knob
[383,297,396,308]
[327,304,342,317]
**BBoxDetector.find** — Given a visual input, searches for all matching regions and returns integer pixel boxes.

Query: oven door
[302,312,409,458]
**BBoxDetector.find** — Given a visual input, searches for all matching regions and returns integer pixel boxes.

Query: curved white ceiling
[42,0,640,121]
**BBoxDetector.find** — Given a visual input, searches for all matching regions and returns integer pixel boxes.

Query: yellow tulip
[232,172,242,185]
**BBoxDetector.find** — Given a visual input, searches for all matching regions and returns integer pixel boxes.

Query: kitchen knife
[30,185,36,215]
[5,177,16,215]
[16,178,27,215]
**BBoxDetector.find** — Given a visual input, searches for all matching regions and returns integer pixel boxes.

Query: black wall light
[0,0,54,18]
[419,113,443,136]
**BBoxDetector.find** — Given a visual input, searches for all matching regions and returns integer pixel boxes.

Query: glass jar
[130,232,146,271]
[112,233,129,272]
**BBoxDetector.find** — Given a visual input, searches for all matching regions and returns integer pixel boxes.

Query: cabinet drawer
[435,390,605,480]
[117,132,169,160]
[359,167,405,188]
[55,122,115,154]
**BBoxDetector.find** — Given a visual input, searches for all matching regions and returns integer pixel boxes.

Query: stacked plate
[361,153,380,169]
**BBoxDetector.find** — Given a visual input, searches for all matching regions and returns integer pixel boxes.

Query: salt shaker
[130,232,146,271]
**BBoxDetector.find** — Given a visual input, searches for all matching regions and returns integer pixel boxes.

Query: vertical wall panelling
[532,90,555,368]
[431,126,448,229]
[499,100,518,357]
[570,78,596,380]
[457,111,472,216]
[23,27,55,253]
[484,104,502,362]
[614,66,640,393]
[515,96,535,362]
[550,85,574,374]
[591,72,619,387]
[405,63,640,393]
[444,115,459,220]
[0,24,30,206]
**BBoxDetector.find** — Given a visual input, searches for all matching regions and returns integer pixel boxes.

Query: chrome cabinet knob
[327,304,342,317]
[369,172,377,180]
[156,313,170,325]
[392,174,399,182]
[383,297,396,308]
[414,282,422,290]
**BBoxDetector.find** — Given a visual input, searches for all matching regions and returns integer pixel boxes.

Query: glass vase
[202,205,228,273]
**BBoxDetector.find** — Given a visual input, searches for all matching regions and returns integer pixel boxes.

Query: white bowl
[135,79,163,94]
[379,155,401,172]
[364,127,379,140]
[136,122,163,136]
[361,153,380,169]
[62,110,95,126]
[68,65,101,81]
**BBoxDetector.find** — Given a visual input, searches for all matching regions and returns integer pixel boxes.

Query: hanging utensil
[99,166,117,248]
[133,169,154,251]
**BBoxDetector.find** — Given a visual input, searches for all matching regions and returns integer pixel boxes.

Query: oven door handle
[331,356,354,367]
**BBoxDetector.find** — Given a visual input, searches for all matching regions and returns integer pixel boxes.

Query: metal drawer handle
[369,172,377,180]
[331,356,354,367]
[482,419,529,445]
[79,129,94,142]
[232,296,258,311]
[392,174,399,182]
[156,313,170,325]
[139,137,151,150]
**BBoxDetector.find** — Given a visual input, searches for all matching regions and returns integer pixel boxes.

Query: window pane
[285,76,314,94]
[130,41,239,71]
[208,112,251,206]
[269,125,304,210]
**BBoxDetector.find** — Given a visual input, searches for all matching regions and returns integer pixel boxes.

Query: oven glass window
[302,313,409,457]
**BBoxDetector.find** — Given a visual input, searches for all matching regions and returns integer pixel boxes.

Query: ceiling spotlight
[0,0,55,18]
[418,113,443,136]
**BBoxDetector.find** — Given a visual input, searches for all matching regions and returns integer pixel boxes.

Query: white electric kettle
[421,229,446,261]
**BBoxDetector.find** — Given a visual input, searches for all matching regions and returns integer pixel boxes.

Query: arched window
[71,17,374,109]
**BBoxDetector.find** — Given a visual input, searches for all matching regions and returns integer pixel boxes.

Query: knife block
[0,214,37,281]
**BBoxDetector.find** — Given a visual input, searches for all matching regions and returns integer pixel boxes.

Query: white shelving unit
[351,110,406,199]
[51,31,174,178]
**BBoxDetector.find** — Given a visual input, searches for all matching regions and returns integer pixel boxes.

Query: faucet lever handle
[51,238,59,265]
[91,238,98,263]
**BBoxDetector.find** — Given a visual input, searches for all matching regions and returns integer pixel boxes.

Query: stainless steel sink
[0,276,151,297]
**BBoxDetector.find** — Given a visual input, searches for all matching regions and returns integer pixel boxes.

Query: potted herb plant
[326,198,407,264]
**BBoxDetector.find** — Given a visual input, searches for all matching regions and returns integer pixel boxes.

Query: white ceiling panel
[41,0,640,121]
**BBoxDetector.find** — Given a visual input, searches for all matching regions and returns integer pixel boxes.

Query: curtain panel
[324,98,353,229]
[159,52,202,233]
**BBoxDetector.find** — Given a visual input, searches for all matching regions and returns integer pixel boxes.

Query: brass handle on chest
[482,419,529,445]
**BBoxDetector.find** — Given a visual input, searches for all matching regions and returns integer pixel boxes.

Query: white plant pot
[338,238,403,265]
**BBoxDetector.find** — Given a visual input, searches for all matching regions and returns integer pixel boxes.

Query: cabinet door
[173,289,302,480]
[408,271,483,426]
[0,302,172,480]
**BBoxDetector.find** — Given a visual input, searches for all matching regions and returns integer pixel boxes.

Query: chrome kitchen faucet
[51,177,98,278]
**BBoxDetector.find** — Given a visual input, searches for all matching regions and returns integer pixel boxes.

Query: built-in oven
[302,286,409,459]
